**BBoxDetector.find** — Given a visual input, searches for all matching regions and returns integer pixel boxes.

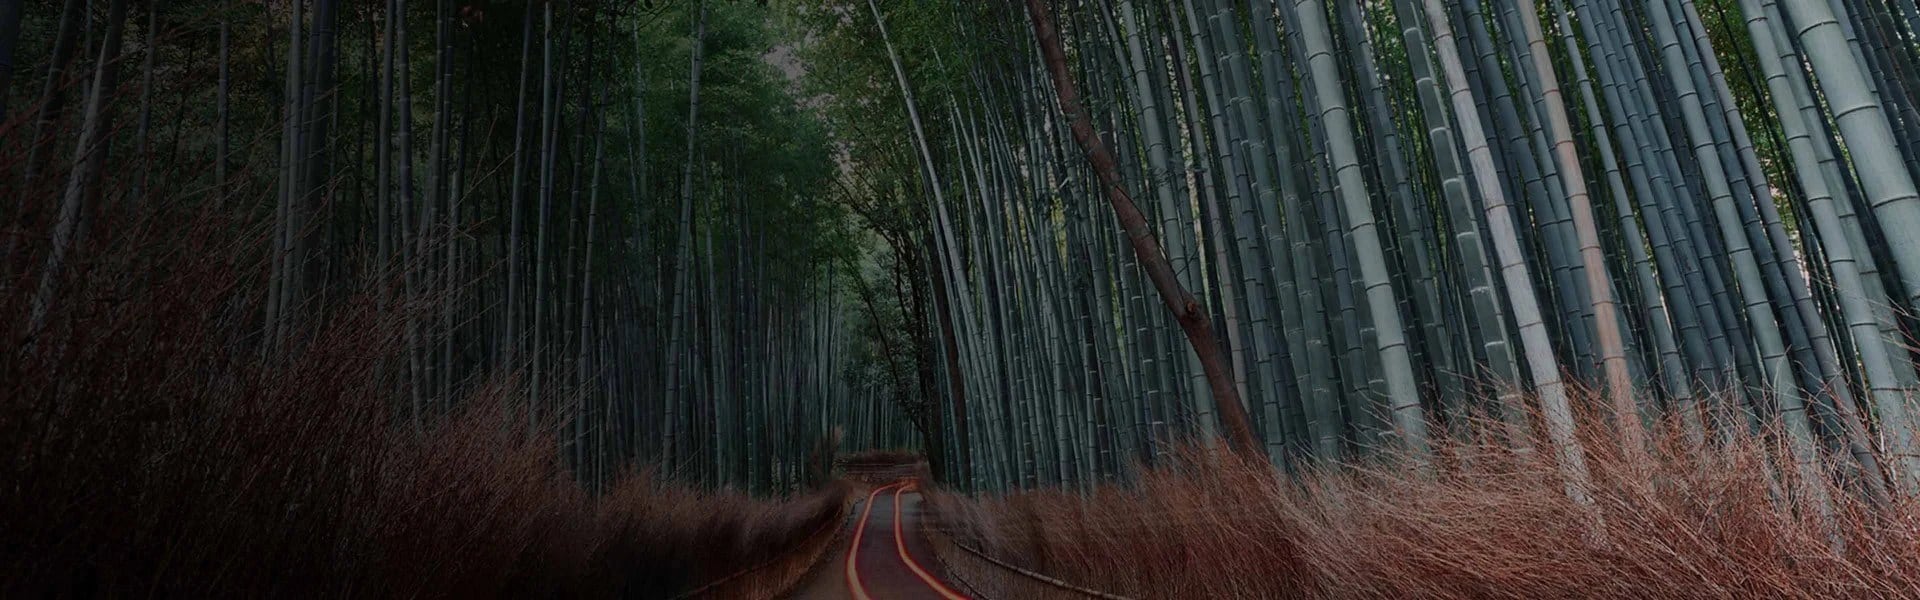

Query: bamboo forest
[15,0,1920,596]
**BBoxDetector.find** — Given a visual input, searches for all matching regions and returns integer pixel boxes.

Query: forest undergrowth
[927,413,1920,599]
[0,201,846,598]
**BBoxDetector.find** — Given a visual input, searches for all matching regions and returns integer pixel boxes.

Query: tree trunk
[662,0,706,469]
[30,0,131,334]
[1023,0,1262,459]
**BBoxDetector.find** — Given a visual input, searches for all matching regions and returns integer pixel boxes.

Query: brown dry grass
[926,415,1920,599]
[1,201,846,598]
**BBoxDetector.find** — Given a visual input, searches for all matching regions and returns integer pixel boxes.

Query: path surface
[789,481,969,600]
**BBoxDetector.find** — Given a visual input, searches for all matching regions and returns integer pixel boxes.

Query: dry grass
[0,202,846,598]
[925,415,1920,599]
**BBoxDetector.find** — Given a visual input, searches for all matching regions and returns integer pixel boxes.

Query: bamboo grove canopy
[13,0,1920,502]
[819,0,1920,498]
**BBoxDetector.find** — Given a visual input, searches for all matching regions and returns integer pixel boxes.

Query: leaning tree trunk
[1023,0,1262,459]
[30,0,132,334]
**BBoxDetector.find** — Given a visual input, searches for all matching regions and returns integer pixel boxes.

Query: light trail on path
[889,482,968,600]
[797,478,971,600]
[844,482,904,600]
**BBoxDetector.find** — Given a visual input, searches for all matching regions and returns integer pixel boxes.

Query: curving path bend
[789,480,969,600]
